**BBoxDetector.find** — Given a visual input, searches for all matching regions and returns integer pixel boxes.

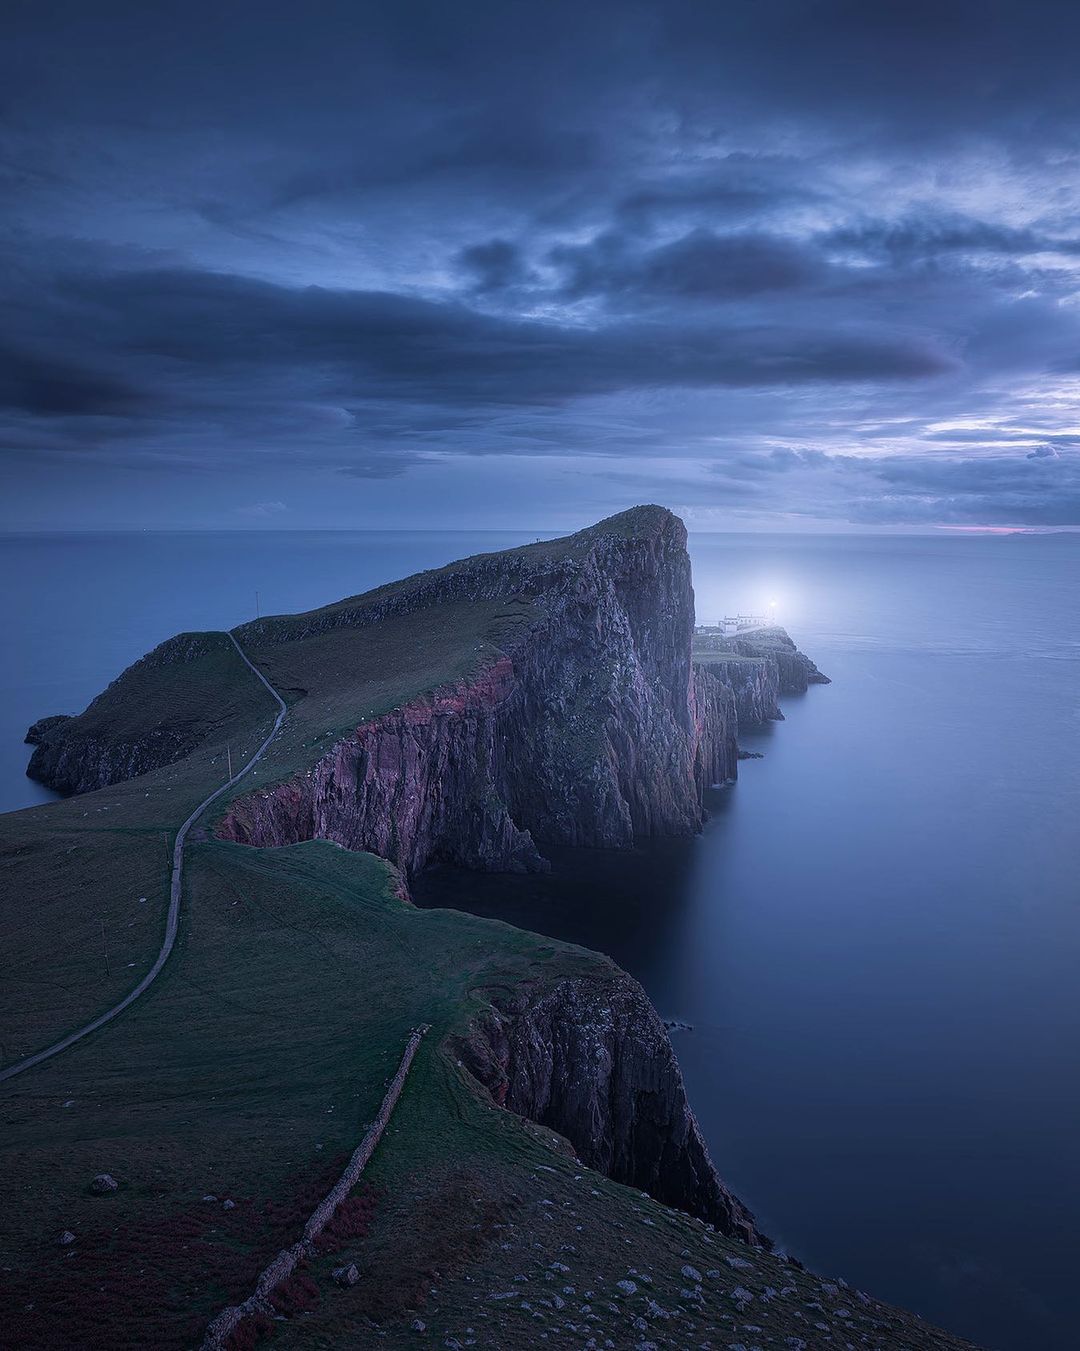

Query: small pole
[100,919,110,979]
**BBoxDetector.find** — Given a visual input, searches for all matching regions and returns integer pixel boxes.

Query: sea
[2,528,1078,1351]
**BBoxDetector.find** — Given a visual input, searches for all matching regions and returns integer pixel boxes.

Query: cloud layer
[3,0,1080,528]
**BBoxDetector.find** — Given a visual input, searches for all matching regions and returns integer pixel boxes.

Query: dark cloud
[4,0,1080,527]
[0,342,141,416]
[458,239,533,293]
[551,230,825,303]
[828,216,1080,262]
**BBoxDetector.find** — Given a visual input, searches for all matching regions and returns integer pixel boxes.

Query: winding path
[0,633,286,1085]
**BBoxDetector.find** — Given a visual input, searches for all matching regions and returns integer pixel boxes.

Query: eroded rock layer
[456,967,764,1245]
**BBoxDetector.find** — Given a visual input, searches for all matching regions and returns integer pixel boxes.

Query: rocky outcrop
[691,662,739,789]
[219,507,736,875]
[24,714,73,746]
[455,967,764,1245]
[694,626,829,695]
[25,723,198,797]
[220,659,547,875]
[695,656,782,729]
[25,632,233,795]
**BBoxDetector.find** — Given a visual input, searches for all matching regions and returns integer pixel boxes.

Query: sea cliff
[217,507,736,874]
[457,965,763,1244]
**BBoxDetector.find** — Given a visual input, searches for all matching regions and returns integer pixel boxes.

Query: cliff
[455,965,763,1245]
[24,632,239,795]
[217,506,739,875]
[694,654,782,728]
[694,625,829,696]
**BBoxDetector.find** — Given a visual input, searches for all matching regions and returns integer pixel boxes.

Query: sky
[4,0,1080,532]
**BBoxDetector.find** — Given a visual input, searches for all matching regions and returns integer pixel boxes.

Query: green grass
[0,836,604,1348]
[0,638,279,1057]
[0,836,974,1349]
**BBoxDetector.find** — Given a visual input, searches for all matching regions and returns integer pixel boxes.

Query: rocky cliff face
[219,507,739,875]
[695,656,782,729]
[455,967,763,1245]
[220,658,547,875]
[694,626,829,696]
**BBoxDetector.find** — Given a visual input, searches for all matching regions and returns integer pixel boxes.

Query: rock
[222,1198,236,1210]
[615,1279,638,1296]
[24,634,231,794]
[332,1264,360,1287]
[56,1231,76,1246]
[456,970,763,1244]
[88,1173,118,1194]
[218,508,733,874]
[411,1319,427,1332]
[680,1264,703,1282]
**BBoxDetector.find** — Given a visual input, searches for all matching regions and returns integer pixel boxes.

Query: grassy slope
[0,840,974,1350]
[0,638,279,1057]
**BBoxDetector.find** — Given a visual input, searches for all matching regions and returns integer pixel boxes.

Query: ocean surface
[3,528,1079,1350]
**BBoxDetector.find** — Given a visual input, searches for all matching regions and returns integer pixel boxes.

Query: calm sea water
[4,529,1079,1350]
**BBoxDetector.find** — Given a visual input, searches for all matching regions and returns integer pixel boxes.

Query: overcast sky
[4,0,1080,531]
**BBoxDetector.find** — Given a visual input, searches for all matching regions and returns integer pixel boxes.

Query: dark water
[4,530,1079,1350]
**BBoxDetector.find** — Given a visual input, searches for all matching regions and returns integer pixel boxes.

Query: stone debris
[332,1263,360,1287]
[615,1279,638,1296]
[88,1173,118,1194]
[56,1230,76,1246]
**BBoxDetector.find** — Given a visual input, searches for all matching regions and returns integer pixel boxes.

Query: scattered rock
[222,1199,236,1210]
[332,1263,360,1287]
[680,1263,703,1281]
[56,1231,76,1247]
[615,1279,638,1296]
[411,1319,427,1333]
[88,1173,118,1195]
